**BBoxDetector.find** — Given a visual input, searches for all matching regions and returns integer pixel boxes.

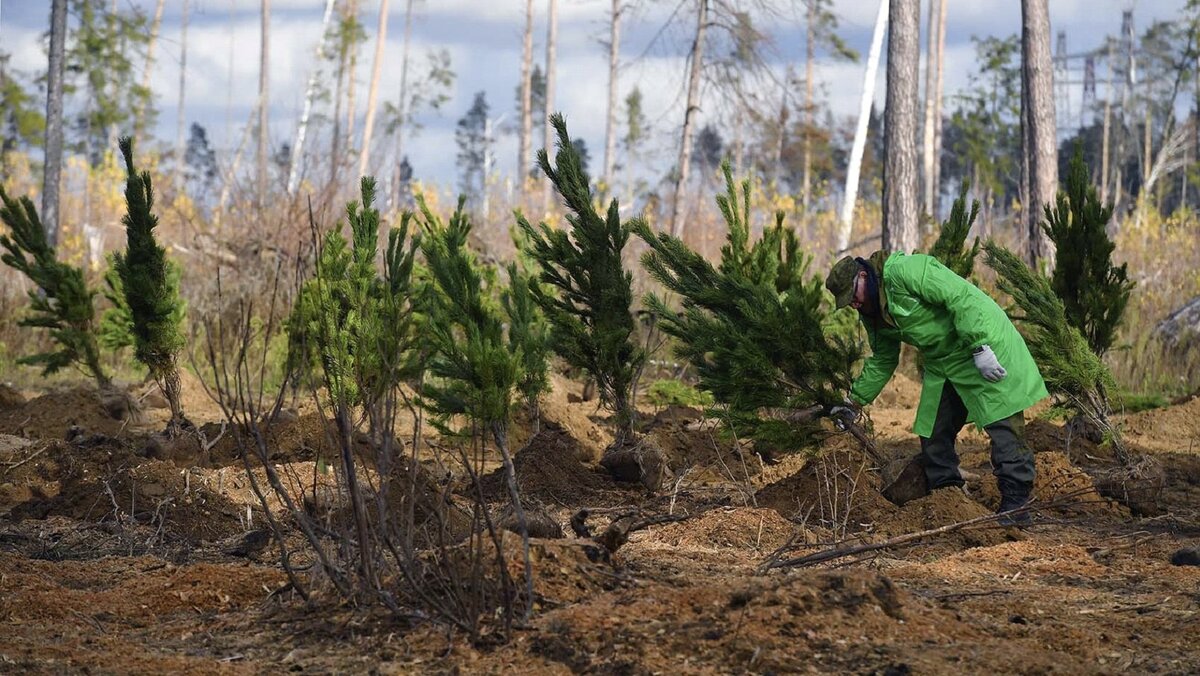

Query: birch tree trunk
[669,0,707,238]
[882,0,920,254]
[43,0,68,248]
[930,0,946,216]
[801,2,814,209]
[921,0,940,218]
[518,0,535,193]
[257,0,271,198]
[288,0,337,195]
[175,0,190,191]
[603,0,621,193]
[392,0,415,202]
[837,0,887,252]
[541,0,559,214]
[135,0,166,138]
[357,0,391,178]
[345,0,360,154]
[1020,0,1057,266]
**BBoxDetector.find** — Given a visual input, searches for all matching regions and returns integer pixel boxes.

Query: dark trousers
[919,382,1035,494]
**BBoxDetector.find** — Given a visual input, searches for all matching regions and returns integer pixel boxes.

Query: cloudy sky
[0,0,1190,188]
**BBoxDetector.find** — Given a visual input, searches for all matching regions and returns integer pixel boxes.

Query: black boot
[996,478,1032,526]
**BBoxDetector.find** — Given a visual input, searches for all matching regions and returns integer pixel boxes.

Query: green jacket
[849,251,1048,437]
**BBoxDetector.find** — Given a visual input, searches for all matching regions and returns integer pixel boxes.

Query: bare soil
[1,374,1199,674]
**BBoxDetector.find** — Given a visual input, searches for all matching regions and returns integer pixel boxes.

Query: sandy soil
[0,373,1198,674]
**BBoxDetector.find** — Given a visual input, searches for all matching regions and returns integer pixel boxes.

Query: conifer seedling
[928,185,982,279]
[0,186,110,388]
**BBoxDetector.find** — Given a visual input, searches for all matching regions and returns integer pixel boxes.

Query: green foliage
[928,186,981,278]
[983,241,1130,462]
[645,379,714,409]
[943,35,1021,204]
[0,186,108,386]
[0,54,46,152]
[634,162,860,451]
[502,263,550,415]
[418,195,522,435]
[517,114,644,438]
[1043,147,1134,357]
[115,137,185,376]
[99,252,185,355]
[293,177,422,412]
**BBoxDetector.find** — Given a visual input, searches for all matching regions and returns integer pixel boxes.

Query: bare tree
[930,0,947,216]
[288,0,338,195]
[391,0,415,202]
[518,0,535,191]
[541,0,559,214]
[345,0,361,151]
[921,0,940,218]
[357,0,391,178]
[43,0,68,248]
[603,0,622,192]
[258,0,271,198]
[669,0,708,238]
[175,0,190,190]
[838,0,888,252]
[882,0,919,253]
[135,0,166,138]
[1020,0,1057,266]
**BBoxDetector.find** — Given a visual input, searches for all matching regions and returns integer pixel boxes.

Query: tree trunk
[801,1,814,210]
[175,0,189,191]
[391,0,415,204]
[257,0,271,199]
[921,0,940,219]
[135,0,166,138]
[930,0,946,216]
[603,0,621,194]
[771,67,791,187]
[541,0,559,215]
[345,0,361,155]
[1020,0,1057,267]
[1100,42,1113,204]
[288,0,338,195]
[357,0,391,179]
[669,0,707,239]
[882,0,920,254]
[518,0,535,194]
[490,422,534,623]
[43,0,68,249]
[838,0,888,252]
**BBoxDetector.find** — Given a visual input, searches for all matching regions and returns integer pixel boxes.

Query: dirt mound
[647,506,797,553]
[15,458,246,543]
[480,425,621,505]
[972,452,1126,518]
[1119,395,1200,455]
[0,383,26,409]
[873,487,1014,550]
[206,412,340,467]
[0,386,130,439]
[756,449,894,531]
[644,407,758,483]
[530,373,613,463]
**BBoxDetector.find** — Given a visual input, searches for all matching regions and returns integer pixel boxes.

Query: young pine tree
[502,262,550,431]
[417,194,534,624]
[983,241,1130,464]
[634,162,861,454]
[114,137,187,430]
[517,114,644,443]
[99,252,186,354]
[0,187,109,388]
[1043,147,1134,356]
[928,186,982,279]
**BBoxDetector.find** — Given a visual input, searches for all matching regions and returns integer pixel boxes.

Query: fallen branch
[572,508,693,553]
[760,490,1094,572]
[3,443,49,475]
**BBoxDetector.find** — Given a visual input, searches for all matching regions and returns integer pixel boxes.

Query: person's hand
[829,397,860,426]
[973,345,1007,382]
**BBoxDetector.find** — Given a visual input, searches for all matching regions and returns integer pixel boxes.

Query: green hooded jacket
[849,251,1048,437]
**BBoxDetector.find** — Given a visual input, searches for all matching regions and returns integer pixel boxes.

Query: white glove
[829,398,860,426]
[973,345,1007,382]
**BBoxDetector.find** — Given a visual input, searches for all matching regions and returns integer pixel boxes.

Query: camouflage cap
[825,255,860,309]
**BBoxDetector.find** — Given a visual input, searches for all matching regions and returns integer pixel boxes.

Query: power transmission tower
[1055,31,1072,130]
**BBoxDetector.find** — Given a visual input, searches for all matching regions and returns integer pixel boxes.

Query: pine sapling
[418,194,534,626]
[502,262,550,432]
[634,162,861,457]
[0,186,110,388]
[1043,146,1133,356]
[929,185,981,279]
